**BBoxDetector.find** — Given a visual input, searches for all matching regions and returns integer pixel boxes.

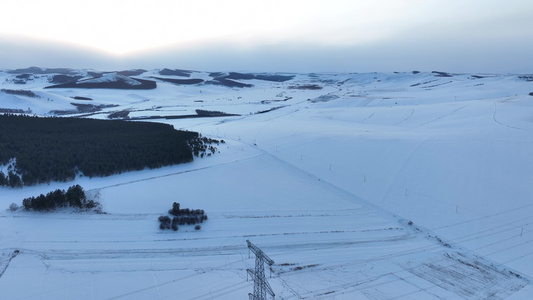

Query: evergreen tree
[66,185,86,207]
[0,171,7,186]
[8,171,22,188]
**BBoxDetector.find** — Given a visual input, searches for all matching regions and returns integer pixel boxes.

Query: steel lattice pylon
[247,240,275,300]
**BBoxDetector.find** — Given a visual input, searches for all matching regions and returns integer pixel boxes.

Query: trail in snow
[0,250,19,278]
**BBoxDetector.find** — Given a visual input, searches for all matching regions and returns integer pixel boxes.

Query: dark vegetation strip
[1,89,39,98]
[220,72,294,82]
[7,67,78,75]
[49,75,84,84]
[51,103,118,115]
[151,77,204,85]
[128,109,240,121]
[206,78,254,88]
[288,84,323,90]
[44,78,157,90]
[71,96,93,101]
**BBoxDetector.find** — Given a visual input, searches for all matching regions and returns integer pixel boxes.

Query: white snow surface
[1,70,533,299]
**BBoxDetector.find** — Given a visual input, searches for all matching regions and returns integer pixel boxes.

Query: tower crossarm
[246,240,275,266]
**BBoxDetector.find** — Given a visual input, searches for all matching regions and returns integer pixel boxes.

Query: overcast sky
[1,0,532,73]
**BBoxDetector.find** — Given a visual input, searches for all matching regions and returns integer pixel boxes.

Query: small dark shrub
[158,216,171,229]
[169,202,181,215]
[171,217,179,231]
[9,203,19,211]
[195,225,201,230]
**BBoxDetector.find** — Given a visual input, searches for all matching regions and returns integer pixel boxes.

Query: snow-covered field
[1,69,532,299]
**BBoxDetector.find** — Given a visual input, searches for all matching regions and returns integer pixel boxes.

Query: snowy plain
[1,69,533,299]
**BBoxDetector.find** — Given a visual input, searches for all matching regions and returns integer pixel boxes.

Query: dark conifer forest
[0,114,212,186]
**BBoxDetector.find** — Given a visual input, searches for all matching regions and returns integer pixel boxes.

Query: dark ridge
[117,69,147,76]
[49,75,85,84]
[7,67,78,75]
[86,70,146,77]
[212,72,294,82]
[72,96,93,101]
[256,106,285,114]
[432,71,453,77]
[260,97,292,104]
[108,110,130,119]
[207,78,253,88]
[209,72,226,78]
[195,109,239,117]
[45,77,157,90]
[87,71,103,78]
[288,84,323,90]
[226,72,255,80]
[152,77,204,85]
[159,68,192,77]
[255,74,294,82]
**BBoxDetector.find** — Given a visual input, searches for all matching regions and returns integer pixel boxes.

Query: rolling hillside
[1,68,532,299]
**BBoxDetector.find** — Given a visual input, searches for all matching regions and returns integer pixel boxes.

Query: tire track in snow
[242,138,532,298]
[393,108,415,126]
[410,104,469,129]
[492,100,528,130]
[0,249,19,278]
[88,154,262,192]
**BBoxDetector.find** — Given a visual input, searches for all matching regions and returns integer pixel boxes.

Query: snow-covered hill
[1,68,532,299]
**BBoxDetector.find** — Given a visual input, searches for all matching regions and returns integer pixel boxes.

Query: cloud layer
[1,0,532,73]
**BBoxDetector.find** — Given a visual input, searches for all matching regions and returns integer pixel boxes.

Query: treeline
[21,184,98,211]
[0,114,216,186]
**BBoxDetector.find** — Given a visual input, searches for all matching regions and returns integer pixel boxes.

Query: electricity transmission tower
[246,240,275,300]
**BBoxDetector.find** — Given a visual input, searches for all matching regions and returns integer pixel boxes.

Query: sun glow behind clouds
[0,0,421,55]
[2,0,532,72]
